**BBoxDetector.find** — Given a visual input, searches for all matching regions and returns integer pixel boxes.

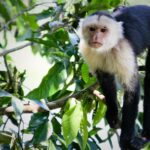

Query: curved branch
[0,82,105,115]
[0,42,32,56]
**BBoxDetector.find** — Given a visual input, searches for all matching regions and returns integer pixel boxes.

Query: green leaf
[64,0,81,11]
[0,90,11,106]
[143,142,150,150]
[93,101,107,126]
[88,127,101,137]
[29,0,37,6]
[83,97,96,113]
[11,97,23,117]
[57,0,66,4]
[82,0,118,14]
[0,1,11,22]
[10,0,26,9]
[62,101,83,146]
[49,51,69,60]
[28,112,49,131]
[32,120,51,144]
[31,43,41,54]
[80,111,88,149]
[28,37,58,48]
[48,140,56,150]
[81,63,90,83]
[64,98,76,112]
[53,132,66,147]
[85,76,96,87]
[81,63,96,86]
[0,131,12,144]
[110,0,121,7]
[23,14,39,30]
[0,117,3,126]
[0,90,23,116]
[54,28,69,43]
[27,63,66,99]
[36,8,55,20]
[52,117,61,135]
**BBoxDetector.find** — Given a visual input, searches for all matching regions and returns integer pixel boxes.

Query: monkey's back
[115,5,150,55]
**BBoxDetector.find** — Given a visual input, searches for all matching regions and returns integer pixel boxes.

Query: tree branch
[0,103,43,115]
[0,42,32,57]
[0,82,105,115]
[0,2,53,32]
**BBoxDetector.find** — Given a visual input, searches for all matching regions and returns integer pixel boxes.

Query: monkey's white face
[78,15,123,53]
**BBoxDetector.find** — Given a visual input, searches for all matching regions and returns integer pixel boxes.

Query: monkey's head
[78,12,124,53]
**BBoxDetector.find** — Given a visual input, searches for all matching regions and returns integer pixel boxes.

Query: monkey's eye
[101,27,107,33]
[89,27,96,32]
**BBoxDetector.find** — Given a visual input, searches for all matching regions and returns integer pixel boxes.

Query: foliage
[0,0,148,150]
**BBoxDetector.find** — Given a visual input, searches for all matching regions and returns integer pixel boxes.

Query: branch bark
[0,42,32,57]
[0,103,42,115]
[0,82,105,115]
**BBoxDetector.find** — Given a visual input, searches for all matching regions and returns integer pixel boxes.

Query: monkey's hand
[120,136,149,150]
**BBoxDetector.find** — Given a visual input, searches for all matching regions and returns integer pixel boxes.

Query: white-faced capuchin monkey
[78,5,150,150]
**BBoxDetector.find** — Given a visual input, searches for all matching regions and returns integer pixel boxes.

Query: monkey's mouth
[90,42,103,48]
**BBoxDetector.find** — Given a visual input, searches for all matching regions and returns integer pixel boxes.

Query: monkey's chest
[83,49,136,87]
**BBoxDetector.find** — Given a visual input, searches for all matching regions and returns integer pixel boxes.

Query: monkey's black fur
[115,5,150,55]
[94,5,150,150]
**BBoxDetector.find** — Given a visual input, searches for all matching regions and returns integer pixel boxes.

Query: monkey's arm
[96,70,120,129]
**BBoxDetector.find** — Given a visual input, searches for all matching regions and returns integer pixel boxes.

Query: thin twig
[0,42,32,57]
[2,118,9,131]
[17,118,23,150]
[0,2,53,32]
[20,116,24,143]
